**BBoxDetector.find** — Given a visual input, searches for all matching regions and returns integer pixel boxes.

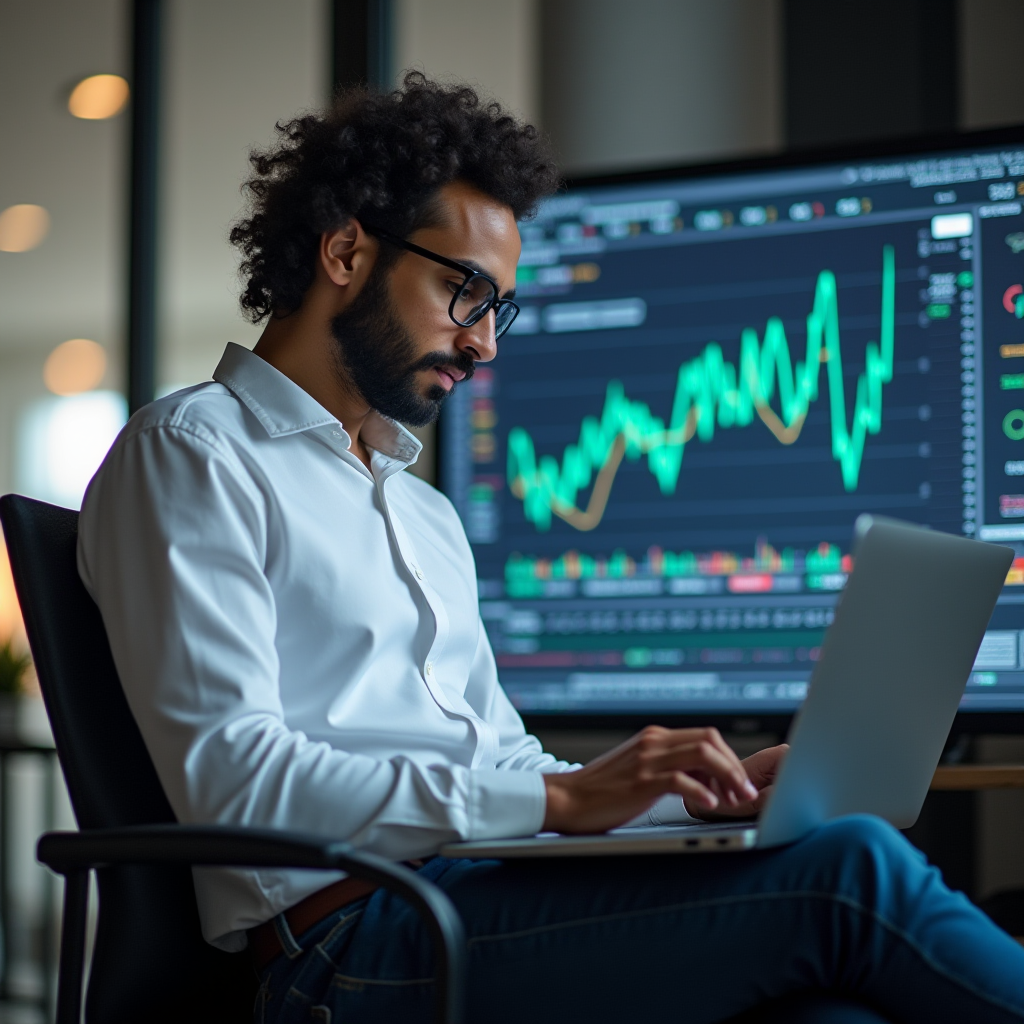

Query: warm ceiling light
[68,74,129,120]
[43,339,107,396]
[0,204,50,252]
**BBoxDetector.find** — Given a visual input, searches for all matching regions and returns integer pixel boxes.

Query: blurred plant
[0,638,31,697]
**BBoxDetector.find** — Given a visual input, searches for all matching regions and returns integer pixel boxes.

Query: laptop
[441,515,1013,859]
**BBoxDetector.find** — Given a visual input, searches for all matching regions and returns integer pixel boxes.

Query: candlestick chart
[507,245,896,532]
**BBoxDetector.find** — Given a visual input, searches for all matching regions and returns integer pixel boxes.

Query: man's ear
[319,219,376,289]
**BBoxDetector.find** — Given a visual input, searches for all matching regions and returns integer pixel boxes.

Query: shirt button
[332,430,343,438]
[425,662,433,676]
[414,567,424,580]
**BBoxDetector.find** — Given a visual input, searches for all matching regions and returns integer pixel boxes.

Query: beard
[329,266,475,427]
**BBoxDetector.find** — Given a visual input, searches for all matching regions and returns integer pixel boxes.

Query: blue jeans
[254,816,1024,1024]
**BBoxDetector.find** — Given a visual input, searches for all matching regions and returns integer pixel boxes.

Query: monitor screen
[439,127,1024,725]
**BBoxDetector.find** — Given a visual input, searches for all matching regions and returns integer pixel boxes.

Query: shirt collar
[213,343,423,465]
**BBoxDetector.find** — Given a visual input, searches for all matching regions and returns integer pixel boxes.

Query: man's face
[330,181,521,426]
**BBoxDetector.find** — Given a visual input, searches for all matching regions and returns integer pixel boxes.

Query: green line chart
[508,245,896,532]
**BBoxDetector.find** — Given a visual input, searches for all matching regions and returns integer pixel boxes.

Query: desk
[0,740,58,1019]
[931,765,1024,790]
[930,763,1024,944]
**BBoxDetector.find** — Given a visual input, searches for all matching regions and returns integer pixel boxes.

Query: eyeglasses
[363,225,520,339]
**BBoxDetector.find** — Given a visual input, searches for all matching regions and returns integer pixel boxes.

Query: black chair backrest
[0,495,255,1023]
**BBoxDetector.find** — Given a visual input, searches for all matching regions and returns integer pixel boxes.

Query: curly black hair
[229,72,560,322]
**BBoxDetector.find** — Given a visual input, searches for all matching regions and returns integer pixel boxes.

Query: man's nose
[454,309,498,363]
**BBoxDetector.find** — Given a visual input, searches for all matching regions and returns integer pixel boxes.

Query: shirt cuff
[467,769,547,840]
[650,793,701,824]
[622,793,702,828]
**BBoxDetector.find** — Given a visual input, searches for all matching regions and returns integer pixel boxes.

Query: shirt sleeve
[77,422,547,866]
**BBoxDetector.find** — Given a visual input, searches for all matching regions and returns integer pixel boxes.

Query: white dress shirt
[78,342,692,950]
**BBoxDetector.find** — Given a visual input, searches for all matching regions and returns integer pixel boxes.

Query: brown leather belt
[248,861,424,972]
[248,875,381,971]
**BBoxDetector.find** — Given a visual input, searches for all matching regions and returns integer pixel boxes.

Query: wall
[392,0,538,122]
[959,0,1024,130]
[540,0,783,175]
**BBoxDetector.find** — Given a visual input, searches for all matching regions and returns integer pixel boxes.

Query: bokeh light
[0,204,50,253]
[68,74,129,120]
[17,392,127,510]
[43,338,107,396]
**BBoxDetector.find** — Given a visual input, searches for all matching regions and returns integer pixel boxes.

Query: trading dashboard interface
[440,131,1024,719]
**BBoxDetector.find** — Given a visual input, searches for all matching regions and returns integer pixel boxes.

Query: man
[79,75,1024,1023]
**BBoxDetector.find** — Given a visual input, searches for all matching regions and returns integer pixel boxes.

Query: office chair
[0,494,463,1024]
[0,493,890,1024]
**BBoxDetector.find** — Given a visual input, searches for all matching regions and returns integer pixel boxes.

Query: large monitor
[439,126,1024,732]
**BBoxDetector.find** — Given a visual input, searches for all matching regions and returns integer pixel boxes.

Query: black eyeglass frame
[363,225,520,338]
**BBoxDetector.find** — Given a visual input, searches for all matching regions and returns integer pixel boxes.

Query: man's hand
[542,726,760,834]
[682,743,789,821]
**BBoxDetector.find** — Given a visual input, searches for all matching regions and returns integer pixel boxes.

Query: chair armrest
[40,823,413,883]
[39,825,466,1024]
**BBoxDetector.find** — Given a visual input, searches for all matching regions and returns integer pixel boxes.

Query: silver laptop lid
[756,516,1012,847]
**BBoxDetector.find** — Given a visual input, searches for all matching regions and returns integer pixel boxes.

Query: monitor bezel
[438,121,1024,738]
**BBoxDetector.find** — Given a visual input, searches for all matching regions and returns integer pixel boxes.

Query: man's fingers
[709,776,742,808]
[741,744,789,787]
[668,727,738,766]
[644,740,757,802]
[661,770,719,810]
[548,729,783,834]
[677,742,754,801]
[697,733,745,805]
